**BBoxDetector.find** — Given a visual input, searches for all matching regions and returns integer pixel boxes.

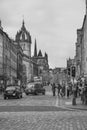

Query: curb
[55,104,87,111]
[65,106,87,111]
[56,98,87,111]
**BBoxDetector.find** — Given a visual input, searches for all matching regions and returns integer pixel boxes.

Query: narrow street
[0,89,68,112]
[0,86,87,130]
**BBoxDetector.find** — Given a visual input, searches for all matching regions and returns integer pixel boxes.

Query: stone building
[51,67,67,85]
[80,15,86,77]
[15,20,49,83]
[15,20,36,83]
[75,28,82,78]
[0,21,17,89]
[0,19,49,89]
[32,39,49,77]
[75,0,87,77]
[14,41,23,85]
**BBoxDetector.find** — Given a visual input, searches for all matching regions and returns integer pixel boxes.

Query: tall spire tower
[0,20,3,30]
[34,39,37,57]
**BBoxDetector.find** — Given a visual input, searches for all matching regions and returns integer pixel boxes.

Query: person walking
[67,85,70,98]
[57,83,62,97]
[52,83,56,96]
[84,80,87,105]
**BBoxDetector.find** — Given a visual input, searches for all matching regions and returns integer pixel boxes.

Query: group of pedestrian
[51,81,78,99]
[77,79,87,105]
[50,77,87,105]
[69,77,87,105]
[51,83,65,97]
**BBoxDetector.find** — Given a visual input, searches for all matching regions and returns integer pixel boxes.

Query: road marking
[55,96,61,107]
[46,91,52,95]
[65,102,72,105]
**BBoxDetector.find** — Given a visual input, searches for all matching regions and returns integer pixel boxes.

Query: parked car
[25,82,45,95]
[3,85,23,99]
[25,82,35,95]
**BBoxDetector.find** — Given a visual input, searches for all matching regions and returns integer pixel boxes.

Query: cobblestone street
[0,91,87,129]
[0,111,87,130]
[0,92,56,106]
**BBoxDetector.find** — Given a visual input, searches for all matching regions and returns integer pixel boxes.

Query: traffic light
[72,66,76,77]
[67,68,70,75]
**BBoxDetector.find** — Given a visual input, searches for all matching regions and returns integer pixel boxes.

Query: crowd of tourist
[51,77,87,105]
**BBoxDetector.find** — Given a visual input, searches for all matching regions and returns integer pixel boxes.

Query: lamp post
[71,66,76,105]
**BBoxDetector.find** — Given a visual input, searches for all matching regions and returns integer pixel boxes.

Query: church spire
[34,39,37,57]
[0,20,3,30]
[38,50,42,57]
[23,19,25,26]
[21,19,25,30]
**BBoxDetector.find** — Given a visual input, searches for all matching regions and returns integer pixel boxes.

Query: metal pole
[72,77,76,105]
[2,33,5,90]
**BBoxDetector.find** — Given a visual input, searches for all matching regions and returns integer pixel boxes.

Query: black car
[4,85,22,99]
[25,82,45,95]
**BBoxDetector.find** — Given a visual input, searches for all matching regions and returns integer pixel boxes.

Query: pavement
[45,85,87,111]
[55,96,87,111]
[0,92,87,111]
[0,92,87,129]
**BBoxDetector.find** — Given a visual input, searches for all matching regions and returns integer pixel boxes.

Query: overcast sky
[0,0,86,68]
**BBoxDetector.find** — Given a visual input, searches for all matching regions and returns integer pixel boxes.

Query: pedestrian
[62,83,65,97]
[52,83,56,96]
[57,83,62,97]
[81,86,85,104]
[67,85,70,98]
[84,81,87,105]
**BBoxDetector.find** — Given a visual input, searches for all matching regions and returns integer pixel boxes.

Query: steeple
[21,19,26,30]
[45,52,48,61]
[34,39,37,57]
[23,19,24,26]
[0,20,3,30]
[0,20,1,26]
[15,19,31,43]
[38,50,42,57]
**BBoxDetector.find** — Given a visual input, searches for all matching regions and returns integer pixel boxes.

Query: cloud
[0,0,86,68]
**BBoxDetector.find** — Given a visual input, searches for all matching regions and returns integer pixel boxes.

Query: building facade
[15,20,33,83]
[75,1,87,78]
[80,15,86,77]
[14,42,23,85]
[0,21,17,90]
[0,19,49,89]
[32,39,49,78]
[75,29,82,78]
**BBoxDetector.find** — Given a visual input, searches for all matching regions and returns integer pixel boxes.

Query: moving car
[4,85,22,99]
[25,82,45,95]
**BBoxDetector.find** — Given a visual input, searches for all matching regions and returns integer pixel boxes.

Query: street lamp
[71,66,76,105]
